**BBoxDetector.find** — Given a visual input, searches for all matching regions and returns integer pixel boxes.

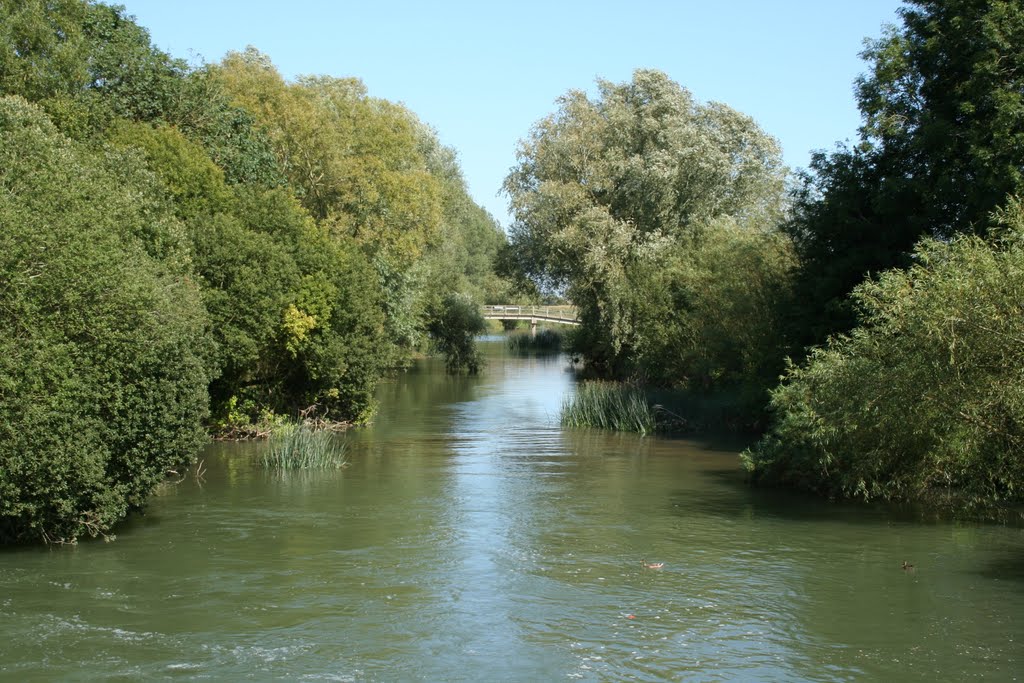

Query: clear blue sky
[119,0,905,228]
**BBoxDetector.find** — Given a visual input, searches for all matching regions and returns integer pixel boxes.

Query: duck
[902,560,915,571]
[642,559,665,569]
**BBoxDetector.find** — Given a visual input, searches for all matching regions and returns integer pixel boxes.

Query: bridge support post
[530,319,537,337]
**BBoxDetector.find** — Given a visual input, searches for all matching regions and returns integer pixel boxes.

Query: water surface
[2,339,1022,681]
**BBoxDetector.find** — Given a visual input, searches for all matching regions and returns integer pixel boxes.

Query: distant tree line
[0,0,514,543]
[504,0,1024,512]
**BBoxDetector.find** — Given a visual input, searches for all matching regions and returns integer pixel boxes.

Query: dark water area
[2,337,1023,681]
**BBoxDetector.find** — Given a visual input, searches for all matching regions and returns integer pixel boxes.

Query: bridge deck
[481,305,579,325]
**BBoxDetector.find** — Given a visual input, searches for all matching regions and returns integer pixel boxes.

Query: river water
[2,338,1023,681]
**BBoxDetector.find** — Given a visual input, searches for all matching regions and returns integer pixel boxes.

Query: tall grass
[507,328,564,353]
[561,381,656,434]
[261,422,348,470]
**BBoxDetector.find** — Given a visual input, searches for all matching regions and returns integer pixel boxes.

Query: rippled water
[2,338,1023,681]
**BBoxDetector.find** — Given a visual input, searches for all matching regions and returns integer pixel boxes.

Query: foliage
[745,199,1024,508]
[0,97,212,543]
[505,69,786,291]
[561,382,656,435]
[507,329,564,353]
[214,49,444,268]
[214,48,507,366]
[784,0,1024,347]
[503,69,790,396]
[416,130,514,304]
[261,422,347,470]
[426,294,487,374]
[107,120,390,425]
[622,218,796,413]
[0,1,513,544]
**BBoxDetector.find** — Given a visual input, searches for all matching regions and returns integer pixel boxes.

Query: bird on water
[642,559,665,569]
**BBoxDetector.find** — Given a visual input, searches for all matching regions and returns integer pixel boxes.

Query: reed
[261,422,348,470]
[507,329,563,353]
[560,381,656,434]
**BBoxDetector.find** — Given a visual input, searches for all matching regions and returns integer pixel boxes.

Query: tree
[504,69,789,385]
[213,49,443,268]
[0,97,212,543]
[426,294,487,374]
[108,120,390,425]
[785,0,1024,348]
[623,218,795,406]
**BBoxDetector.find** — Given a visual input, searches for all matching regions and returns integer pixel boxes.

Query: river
[2,337,1022,681]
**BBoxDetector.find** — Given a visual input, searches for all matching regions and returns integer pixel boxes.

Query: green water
[2,338,1023,681]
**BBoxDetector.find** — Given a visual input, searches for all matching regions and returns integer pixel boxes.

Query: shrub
[0,97,213,543]
[744,200,1024,509]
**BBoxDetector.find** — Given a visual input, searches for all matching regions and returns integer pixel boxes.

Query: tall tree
[504,69,789,383]
[786,0,1024,347]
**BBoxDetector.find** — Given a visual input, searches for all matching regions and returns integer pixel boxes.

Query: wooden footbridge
[481,305,580,335]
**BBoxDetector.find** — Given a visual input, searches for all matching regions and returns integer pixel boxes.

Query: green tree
[0,96,212,543]
[623,218,795,407]
[417,130,512,304]
[108,120,389,424]
[504,69,789,387]
[785,0,1024,347]
[214,49,443,268]
[426,294,487,374]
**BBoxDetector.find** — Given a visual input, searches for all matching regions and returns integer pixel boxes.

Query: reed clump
[507,329,564,353]
[261,422,348,470]
[560,381,657,434]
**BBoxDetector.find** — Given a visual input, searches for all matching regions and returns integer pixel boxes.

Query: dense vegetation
[504,69,794,421]
[509,0,1024,511]
[0,0,511,543]
[744,0,1024,508]
[4,0,1023,541]
[745,201,1024,507]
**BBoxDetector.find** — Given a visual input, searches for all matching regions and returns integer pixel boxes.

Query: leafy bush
[745,200,1024,509]
[0,97,212,543]
[624,218,795,401]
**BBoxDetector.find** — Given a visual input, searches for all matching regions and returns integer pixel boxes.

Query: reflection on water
[1,339,1023,681]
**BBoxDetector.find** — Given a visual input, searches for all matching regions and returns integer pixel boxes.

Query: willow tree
[504,69,791,395]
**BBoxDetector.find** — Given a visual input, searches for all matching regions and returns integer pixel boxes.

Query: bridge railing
[481,305,579,323]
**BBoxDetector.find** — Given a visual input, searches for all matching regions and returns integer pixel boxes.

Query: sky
[119,0,906,228]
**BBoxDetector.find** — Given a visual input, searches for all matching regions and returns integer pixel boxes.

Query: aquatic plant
[507,329,563,353]
[261,422,348,470]
[561,381,656,435]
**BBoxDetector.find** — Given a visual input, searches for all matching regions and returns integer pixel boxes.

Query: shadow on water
[667,464,943,528]
[667,461,1024,536]
[974,543,1024,583]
